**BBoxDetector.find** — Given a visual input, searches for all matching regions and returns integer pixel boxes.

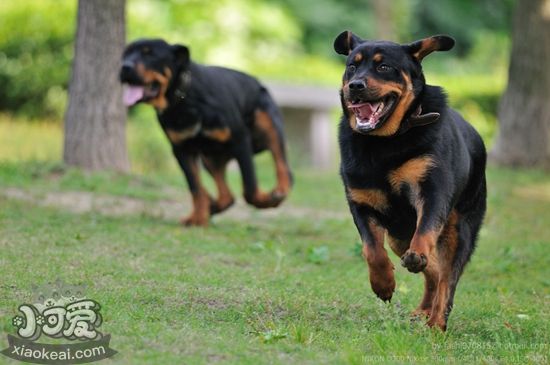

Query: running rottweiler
[120,39,292,226]
[334,31,486,330]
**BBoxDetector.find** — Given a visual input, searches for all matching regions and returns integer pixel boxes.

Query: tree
[63,0,129,171]
[491,0,550,169]
[372,0,395,40]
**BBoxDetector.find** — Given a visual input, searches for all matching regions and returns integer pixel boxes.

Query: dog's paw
[180,214,209,227]
[411,308,431,319]
[400,250,427,273]
[427,315,447,331]
[210,197,235,215]
[371,277,396,302]
[369,265,396,302]
[269,190,287,206]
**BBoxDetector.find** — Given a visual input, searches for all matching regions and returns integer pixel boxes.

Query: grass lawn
[0,161,549,364]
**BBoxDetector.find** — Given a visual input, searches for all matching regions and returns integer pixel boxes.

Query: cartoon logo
[1,280,117,364]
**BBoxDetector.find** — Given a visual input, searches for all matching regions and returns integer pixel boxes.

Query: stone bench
[266,82,340,169]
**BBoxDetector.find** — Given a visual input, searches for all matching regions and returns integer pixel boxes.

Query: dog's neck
[171,69,192,102]
[396,84,447,136]
[155,68,193,118]
[397,105,440,135]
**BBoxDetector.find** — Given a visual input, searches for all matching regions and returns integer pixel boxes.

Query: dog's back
[189,64,285,145]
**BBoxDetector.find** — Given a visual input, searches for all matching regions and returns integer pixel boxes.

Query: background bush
[0,1,75,118]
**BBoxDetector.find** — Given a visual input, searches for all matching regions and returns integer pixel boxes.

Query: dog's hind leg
[201,155,235,215]
[425,210,462,330]
[233,139,283,209]
[413,260,439,319]
[438,182,486,328]
[432,162,486,328]
[254,90,293,202]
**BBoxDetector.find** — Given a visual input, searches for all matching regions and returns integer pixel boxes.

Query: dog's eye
[141,47,152,55]
[348,65,356,73]
[377,64,391,73]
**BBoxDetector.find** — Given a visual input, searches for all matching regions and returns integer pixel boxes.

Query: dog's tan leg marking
[201,156,234,214]
[425,210,459,331]
[180,157,210,227]
[363,220,395,302]
[249,109,292,207]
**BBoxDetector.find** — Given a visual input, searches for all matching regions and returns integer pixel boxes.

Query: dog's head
[334,31,454,136]
[120,39,190,110]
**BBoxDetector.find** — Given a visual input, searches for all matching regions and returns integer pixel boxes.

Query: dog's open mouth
[122,82,160,106]
[347,94,396,132]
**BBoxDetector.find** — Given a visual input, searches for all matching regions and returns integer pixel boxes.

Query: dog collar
[174,70,192,100]
[397,105,440,135]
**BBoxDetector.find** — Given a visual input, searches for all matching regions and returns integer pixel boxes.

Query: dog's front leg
[173,148,210,226]
[348,203,395,302]
[399,185,446,273]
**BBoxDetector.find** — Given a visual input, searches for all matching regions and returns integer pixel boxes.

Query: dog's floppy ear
[404,35,455,62]
[172,44,190,66]
[334,31,363,55]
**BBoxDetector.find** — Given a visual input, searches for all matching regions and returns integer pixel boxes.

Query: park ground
[0,141,549,364]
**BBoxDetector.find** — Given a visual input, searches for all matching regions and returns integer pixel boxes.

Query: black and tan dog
[334,31,486,330]
[120,39,292,226]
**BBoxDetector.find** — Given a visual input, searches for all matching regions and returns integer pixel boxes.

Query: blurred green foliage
[413,0,515,56]
[0,1,76,118]
[273,0,412,57]
[0,0,513,126]
[126,0,343,86]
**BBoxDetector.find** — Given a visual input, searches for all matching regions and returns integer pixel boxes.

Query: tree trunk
[491,0,550,169]
[372,0,395,40]
[63,0,129,172]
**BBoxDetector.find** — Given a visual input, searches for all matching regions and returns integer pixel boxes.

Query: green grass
[0,161,549,364]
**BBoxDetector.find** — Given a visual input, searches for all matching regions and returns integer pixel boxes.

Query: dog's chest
[158,106,233,147]
[162,123,232,145]
[344,154,435,220]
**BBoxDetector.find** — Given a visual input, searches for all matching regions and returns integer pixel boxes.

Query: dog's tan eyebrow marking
[373,53,383,62]
[354,53,363,63]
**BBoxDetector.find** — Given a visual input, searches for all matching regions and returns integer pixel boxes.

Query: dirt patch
[514,183,550,203]
[1,187,347,222]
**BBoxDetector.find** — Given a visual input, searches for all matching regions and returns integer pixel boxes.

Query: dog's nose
[119,63,136,82]
[348,79,366,91]
[120,65,132,74]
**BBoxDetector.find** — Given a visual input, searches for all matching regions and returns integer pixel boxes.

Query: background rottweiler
[334,31,487,330]
[120,39,292,226]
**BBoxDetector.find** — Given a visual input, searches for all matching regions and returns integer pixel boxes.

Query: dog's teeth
[374,102,384,115]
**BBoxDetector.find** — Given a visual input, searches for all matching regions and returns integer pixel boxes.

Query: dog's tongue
[122,85,144,106]
[351,102,383,124]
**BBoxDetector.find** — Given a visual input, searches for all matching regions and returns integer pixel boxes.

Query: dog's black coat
[334,31,486,330]
[120,39,292,226]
